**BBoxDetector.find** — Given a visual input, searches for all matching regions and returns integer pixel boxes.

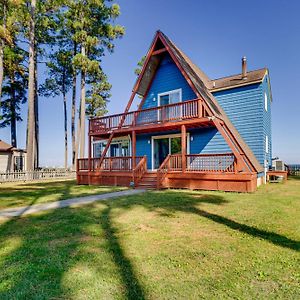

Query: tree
[134,55,146,76]
[0,0,20,115]
[0,44,27,147]
[70,0,124,159]
[86,72,111,118]
[23,0,62,170]
[39,50,72,169]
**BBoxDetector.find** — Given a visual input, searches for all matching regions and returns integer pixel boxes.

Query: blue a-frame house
[77,31,272,192]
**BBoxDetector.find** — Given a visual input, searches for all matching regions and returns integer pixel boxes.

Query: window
[14,156,24,171]
[158,89,182,121]
[158,89,182,106]
[264,92,268,111]
[93,138,130,158]
[266,135,269,153]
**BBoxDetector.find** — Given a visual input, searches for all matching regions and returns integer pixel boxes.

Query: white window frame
[266,135,269,153]
[157,89,182,121]
[151,133,190,170]
[92,135,131,158]
[157,88,182,107]
[264,92,268,112]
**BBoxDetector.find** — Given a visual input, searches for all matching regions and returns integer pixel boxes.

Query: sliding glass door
[152,135,187,170]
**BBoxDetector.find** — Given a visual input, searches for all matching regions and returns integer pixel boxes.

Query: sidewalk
[0,189,146,218]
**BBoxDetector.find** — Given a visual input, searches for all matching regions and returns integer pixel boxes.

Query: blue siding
[212,82,271,168]
[136,134,152,169]
[141,53,196,110]
[189,128,230,154]
[261,75,272,167]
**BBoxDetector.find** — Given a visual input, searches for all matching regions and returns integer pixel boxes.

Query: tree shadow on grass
[100,205,146,299]
[0,202,146,299]
[0,188,299,299]
[115,190,300,252]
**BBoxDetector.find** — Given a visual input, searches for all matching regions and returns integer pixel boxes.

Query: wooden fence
[0,170,76,183]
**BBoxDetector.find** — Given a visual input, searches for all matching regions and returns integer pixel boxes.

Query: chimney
[242,56,247,79]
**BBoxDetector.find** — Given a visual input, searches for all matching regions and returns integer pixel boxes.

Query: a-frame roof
[133,31,264,173]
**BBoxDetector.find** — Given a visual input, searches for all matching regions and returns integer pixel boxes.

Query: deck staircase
[136,171,157,189]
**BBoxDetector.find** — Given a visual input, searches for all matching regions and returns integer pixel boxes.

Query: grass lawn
[0,180,126,210]
[0,178,299,299]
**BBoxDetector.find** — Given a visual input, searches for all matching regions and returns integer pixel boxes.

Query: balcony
[89,98,212,136]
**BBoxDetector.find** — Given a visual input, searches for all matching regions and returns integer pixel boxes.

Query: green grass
[0,177,299,299]
[0,180,126,210]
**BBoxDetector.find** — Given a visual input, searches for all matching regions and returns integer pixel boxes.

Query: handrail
[78,157,144,172]
[90,98,204,134]
[157,154,172,189]
[133,156,147,186]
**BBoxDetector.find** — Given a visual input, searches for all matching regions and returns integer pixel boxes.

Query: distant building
[0,140,27,172]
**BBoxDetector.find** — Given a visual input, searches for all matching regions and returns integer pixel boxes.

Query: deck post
[181,124,186,172]
[88,134,92,185]
[132,130,136,169]
[198,99,203,118]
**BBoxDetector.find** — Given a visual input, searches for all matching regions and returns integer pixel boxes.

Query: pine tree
[86,72,111,118]
[0,44,27,147]
[69,0,124,158]
[39,50,72,169]
[134,55,146,76]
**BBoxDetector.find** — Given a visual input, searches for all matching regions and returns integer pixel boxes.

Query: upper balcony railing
[89,98,206,135]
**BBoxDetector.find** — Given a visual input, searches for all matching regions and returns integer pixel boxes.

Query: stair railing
[157,154,172,189]
[133,156,147,187]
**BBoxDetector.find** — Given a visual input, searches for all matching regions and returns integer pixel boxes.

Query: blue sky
[1,0,300,166]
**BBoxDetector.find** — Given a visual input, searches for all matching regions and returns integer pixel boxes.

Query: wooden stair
[136,171,157,189]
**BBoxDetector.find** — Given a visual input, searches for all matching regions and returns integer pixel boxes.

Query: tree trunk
[34,50,39,169]
[71,42,77,170]
[63,77,68,169]
[0,43,3,105]
[10,75,17,147]
[79,45,86,158]
[26,0,36,171]
[0,3,7,112]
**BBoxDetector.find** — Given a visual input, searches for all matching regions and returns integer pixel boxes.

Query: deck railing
[133,156,147,186]
[77,156,144,172]
[89,98,204,134]
[186,153,235,172]
[157,153,236,188]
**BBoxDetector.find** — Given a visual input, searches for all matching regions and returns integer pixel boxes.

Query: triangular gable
[131,31,263,173]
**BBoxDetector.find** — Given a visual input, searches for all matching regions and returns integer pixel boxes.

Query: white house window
[158,89,182,106]
[93,137,131,158]
[264,92,268,111]
[266,135,269,153]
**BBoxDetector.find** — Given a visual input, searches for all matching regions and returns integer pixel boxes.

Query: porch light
[148,140,151,144]
[190,136,194,142]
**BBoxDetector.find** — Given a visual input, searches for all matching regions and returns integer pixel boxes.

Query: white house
[0,140,27,172]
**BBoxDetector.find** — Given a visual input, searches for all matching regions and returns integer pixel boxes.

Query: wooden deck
[89,98,213,137]
[77,154,257,192]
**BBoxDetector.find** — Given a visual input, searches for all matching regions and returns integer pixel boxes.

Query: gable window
[158,89,182,107]
[264,92,268,112]
[158,89,182,121]
[266,135,269,153]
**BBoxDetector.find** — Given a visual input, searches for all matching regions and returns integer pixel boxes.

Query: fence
[0,170,76,183]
